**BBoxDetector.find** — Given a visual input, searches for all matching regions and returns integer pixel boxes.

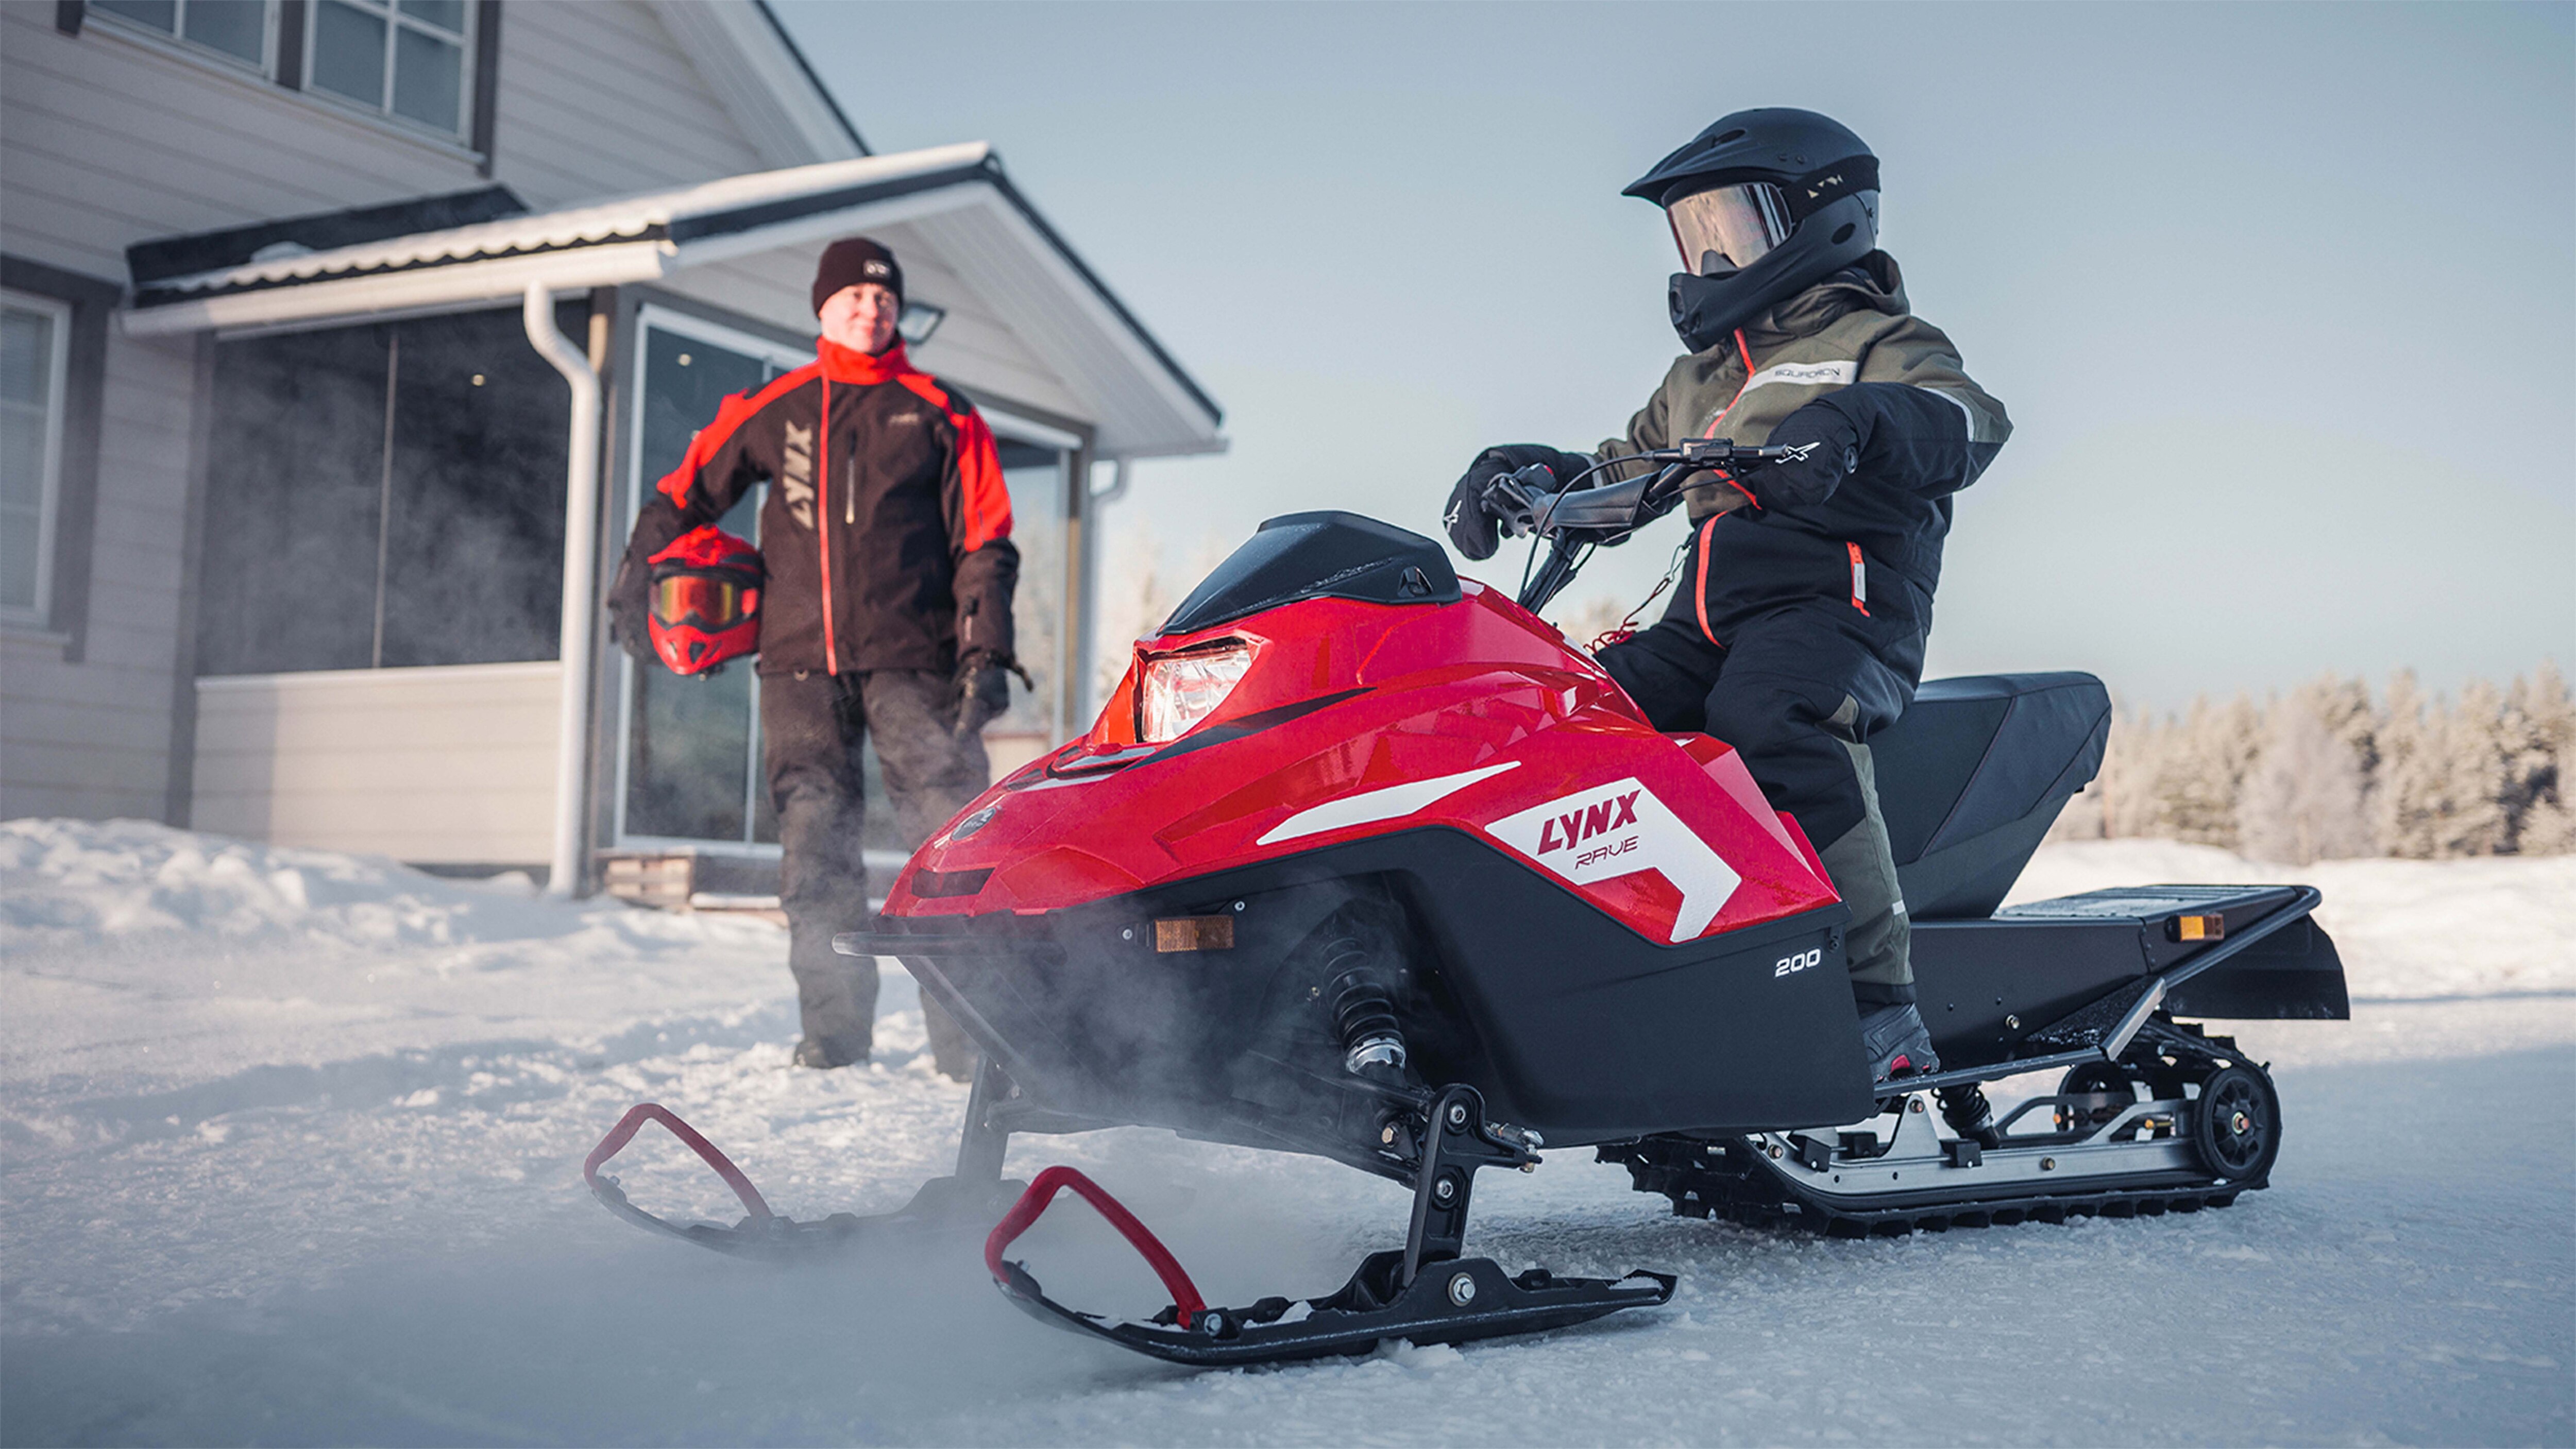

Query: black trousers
[762,668,987,1069]
[1595,581,1925,1002]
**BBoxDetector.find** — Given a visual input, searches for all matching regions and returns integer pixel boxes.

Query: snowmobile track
[1600,1136,2251,1237]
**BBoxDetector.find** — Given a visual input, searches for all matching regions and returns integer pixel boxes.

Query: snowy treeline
[2053,666,2574,864]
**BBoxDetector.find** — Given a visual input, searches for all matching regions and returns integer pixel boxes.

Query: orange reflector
[2174,914,2226,942]
[1154,916,1235,952]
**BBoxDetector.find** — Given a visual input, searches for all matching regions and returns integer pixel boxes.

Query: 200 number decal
[1774,947,1822,978]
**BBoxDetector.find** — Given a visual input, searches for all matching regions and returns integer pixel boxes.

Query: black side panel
[1159,512,1459,635]
[1876,673,2112,919]
[885,828,1872,1150]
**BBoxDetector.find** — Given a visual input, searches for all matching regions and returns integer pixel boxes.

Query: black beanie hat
[811,237,903,315]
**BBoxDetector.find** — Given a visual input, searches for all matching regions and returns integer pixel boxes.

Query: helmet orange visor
[653,574,755,630]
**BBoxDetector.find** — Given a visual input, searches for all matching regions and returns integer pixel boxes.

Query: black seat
[1872,672,2111,920]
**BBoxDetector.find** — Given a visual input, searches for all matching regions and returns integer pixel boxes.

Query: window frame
[300,0,477,143]
[83,0,280,77]
[0,289,75,632]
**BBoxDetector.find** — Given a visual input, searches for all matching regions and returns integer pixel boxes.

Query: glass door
[614,309,804,853]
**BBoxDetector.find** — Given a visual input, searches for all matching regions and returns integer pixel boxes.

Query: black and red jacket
[617,338,1017,677]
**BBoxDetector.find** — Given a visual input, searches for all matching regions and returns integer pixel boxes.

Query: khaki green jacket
[1601,252,2011,524]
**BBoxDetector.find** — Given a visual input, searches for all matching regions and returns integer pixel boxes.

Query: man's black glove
[954,650,1029,740]
[1443,444,1596,560]
[1757,401,1863,508]
[605,554,655,663]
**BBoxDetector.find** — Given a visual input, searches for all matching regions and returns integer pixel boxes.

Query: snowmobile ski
[983,1089,1675,1367]
[583,1102,1022,1259]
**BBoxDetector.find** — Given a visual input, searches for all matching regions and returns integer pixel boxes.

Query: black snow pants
[762,668,987,1073]
[1595,556,1926,1004]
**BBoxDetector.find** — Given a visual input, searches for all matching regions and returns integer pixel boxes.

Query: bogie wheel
[2054,1063,2136,1134]
[2190,1064,2281,1183]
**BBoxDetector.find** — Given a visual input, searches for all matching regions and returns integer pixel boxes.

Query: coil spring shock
[1320,931,1408,1077]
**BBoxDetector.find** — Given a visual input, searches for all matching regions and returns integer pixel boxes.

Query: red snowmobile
[587,441,2348,1368]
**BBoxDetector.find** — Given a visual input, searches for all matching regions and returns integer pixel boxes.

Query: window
[0,292,71,626]
[308,0,471,137]
[89,0,272,69]
[196,303,583,675]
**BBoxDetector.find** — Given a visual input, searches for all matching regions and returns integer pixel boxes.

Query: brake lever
[1486,463,1557,540]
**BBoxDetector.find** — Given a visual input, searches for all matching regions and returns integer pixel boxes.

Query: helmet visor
[1666,182,1791,276]
[653,574,752,630]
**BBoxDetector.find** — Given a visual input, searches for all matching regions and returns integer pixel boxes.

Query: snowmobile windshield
[1666,181,1791,275]
[1158,512,1459,636]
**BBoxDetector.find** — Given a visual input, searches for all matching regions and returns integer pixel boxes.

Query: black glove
[954,651,1023,740]
[605,554,655,663]
[1443,444,1595,560]
[1757,401,1863,508]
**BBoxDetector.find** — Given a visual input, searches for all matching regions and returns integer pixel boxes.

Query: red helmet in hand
[647,526,762,676]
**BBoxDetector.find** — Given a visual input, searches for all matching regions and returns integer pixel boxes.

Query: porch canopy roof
[122,144,1223,459]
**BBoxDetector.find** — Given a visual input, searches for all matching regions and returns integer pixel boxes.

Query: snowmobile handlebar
[1495,440,1806,614]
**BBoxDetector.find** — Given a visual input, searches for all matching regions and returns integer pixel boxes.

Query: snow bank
[0,819,791,1095]
[6,817,587,952]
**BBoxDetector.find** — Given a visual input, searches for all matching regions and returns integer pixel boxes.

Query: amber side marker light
[2172,913,2227,942]
[1155,916,1236,952]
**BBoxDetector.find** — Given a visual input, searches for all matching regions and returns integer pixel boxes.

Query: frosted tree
[1090,524,1229,704]
[2373,670,2435,857]
[2500,662,2573,854]
[2236,678,2373,864]
[2150,694,2262,847]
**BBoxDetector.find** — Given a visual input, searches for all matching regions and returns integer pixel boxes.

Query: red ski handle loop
[985,1166,1206,1324]
[584,1103,773,1223]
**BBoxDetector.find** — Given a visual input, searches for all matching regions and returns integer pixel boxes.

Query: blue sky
[775,1,2574,710]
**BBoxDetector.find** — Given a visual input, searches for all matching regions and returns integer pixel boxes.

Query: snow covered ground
[3,821,2568,1446]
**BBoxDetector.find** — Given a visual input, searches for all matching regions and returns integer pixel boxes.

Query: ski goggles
[652,574,756,630]
[1666,181,1792,276]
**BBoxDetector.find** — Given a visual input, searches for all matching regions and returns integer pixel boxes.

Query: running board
[1602,1086,2262,1237]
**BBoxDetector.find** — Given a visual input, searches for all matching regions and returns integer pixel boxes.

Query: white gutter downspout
[523,284,602,898]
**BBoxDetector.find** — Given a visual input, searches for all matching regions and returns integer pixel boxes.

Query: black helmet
[1625,108,1880,355]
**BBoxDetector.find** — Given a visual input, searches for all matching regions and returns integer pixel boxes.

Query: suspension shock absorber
[1319,928,1409,1080]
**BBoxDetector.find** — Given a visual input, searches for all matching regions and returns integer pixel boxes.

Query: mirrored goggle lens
[654,576,748,628]
[1667,182,1790,276]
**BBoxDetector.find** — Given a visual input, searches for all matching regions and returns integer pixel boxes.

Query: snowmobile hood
[885,575,1840,946]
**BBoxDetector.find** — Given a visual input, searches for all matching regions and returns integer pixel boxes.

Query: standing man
[1444,110,2010,1089]
[611,238,1018,1078]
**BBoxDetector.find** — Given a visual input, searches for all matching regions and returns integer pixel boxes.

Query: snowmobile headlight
[1138,641,1253,744]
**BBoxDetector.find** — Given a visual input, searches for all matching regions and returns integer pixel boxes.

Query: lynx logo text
[1484,777,1741,944]
[1774,947,1822,978]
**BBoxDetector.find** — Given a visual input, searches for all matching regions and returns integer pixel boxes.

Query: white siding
[191,663,558,863]
[486,1,770,208]
[0,329,196,821]
[0,7,487,281]
[0,0,795,828]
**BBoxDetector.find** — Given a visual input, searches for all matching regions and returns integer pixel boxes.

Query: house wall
[0,1,810,827]
[191,663,558,862]
[0,328,198,820]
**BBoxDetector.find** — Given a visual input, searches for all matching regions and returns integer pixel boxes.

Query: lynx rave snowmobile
[586,441,2348,1368]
